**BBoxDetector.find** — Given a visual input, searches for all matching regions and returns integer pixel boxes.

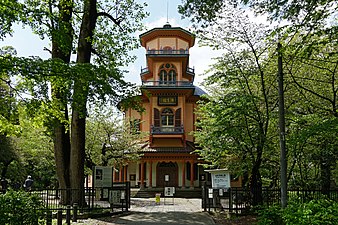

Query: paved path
[74,198,215,225]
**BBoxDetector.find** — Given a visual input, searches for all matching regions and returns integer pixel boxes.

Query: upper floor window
[159,63,176,85]
[161,108,174,126]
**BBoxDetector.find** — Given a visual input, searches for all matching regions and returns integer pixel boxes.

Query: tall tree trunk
[320,148,332,196]
[70,0,97,206]
[250,146,263,206]
[249,164,263,206]
[51,0,73,205]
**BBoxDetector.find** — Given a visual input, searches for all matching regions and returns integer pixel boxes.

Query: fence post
[229,188,233,213]
[46,210,52,225]
[203,182,207,212]
[57,209,63,225]
[66,205,71,225]
[73,203,78,222]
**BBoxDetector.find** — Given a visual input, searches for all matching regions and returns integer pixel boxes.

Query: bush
[257,198,338,225]
[257,205,284,225]
[0,190,45,225]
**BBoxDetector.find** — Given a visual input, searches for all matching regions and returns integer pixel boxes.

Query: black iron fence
[202,185,338,215]
[2,182,131,225]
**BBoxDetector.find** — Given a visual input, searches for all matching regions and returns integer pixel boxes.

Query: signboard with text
[207,169,231,188]
[164,187,175,197]
[94,166,113,188]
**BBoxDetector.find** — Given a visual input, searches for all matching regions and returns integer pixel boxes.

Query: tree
[0,0,147,205]
[179,0,338,196]
[85,107,147,170]
[0,47,19,180]
[192,5,279,205]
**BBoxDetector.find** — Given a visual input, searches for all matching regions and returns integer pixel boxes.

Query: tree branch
[96,11,123,31]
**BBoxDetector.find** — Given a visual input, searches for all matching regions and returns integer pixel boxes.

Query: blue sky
[0,0,221,86]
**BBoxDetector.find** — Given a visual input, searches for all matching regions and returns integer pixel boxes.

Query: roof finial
[163,0,171,28]
[166,1,169,24]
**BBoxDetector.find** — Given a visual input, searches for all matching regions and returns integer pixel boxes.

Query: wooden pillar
[140,161,145,188]
[182,161,186,188]
[190,160,194,188]
[149,161,153,188]
[124,166,127,182]
[112,167,116,182]
[119,166,123,182]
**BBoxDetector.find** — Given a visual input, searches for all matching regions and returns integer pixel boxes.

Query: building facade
[120,23,208,189]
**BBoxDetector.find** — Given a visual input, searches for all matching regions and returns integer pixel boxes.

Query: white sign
[94,166,113,188]
[208,188,213,199]
[209,170,230,188]
[165,175,169,182]
[164,187,175,196]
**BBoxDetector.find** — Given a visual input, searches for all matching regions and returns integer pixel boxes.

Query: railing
[187,67,195,74]
[151,125,184,134]
[141,67,149,74]
[142,80,193,87]
[202,185,338,215]
[33,184,130,212]
[147,49,189,55]
[140,67,194,75]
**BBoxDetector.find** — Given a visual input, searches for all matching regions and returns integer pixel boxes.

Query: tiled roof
[194,86,207,96]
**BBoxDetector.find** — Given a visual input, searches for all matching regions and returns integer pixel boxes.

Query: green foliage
[0,190,45,225]
[258,198,338,225]
[85,106,147,169]
[257,205,283,225]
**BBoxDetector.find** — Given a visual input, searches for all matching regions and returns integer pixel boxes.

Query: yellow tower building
[120,23,207,192]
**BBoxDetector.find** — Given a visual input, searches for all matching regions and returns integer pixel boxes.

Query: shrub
[257,205,284,225]
[0,190,45,225]
[257,198,338,225]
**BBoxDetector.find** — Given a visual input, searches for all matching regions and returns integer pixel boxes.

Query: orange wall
[184,102,195,142]
[145,37,189,51]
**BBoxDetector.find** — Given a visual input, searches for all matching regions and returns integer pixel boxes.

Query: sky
[0,0,221,86]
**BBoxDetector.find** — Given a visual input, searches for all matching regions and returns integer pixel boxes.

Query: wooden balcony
[147,49,189,55]
[140,67,195,76]
[142,80,193,87]
[151,125,184,134]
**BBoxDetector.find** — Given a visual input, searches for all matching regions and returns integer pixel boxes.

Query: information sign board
[94,166,113,188]
[164,187,175,197]
[206,169,231,189]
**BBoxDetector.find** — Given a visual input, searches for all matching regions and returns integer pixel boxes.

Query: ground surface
[72,198,257,225]
[211,212,258,225]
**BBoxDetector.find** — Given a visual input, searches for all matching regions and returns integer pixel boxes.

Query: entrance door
[156,162,178,187]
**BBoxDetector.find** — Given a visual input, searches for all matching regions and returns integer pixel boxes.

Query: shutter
[154,108,160,127]
[175,108,181,127]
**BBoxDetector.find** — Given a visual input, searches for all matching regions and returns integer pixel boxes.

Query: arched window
[159,63,177,85]
[162,46,172,54]
[161,108,174,127]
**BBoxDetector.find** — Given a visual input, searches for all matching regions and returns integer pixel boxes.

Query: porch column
[124,166,127,182]
[190,160,194,188]
[149,161,153,188]
[182,161,186,188]
[119,166,123,182]
[112,166,116,182]
[140,161,145,188]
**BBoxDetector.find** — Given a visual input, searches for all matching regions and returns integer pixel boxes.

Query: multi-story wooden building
[120,23,208,189]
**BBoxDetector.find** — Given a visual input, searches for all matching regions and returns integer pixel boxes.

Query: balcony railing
[142,81,193,87]
[151,125,184,134]
[187,67,195,74]
[140,67,194,76]
[147,49,189,55]
[141,67,149,74]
